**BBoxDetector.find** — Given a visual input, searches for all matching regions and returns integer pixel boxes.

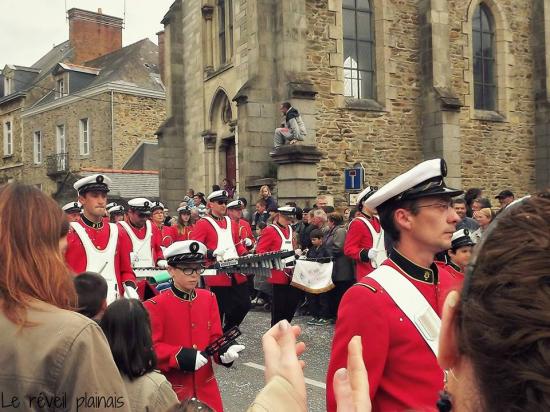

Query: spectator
[471,207,493,243]
[222,178,236,199]
[252,199,270,233]
[301,209,327,250]
[272,102,307,149]
[343,207,351,223]
[74,272,108,322]
[324,213,355,320]
[306,229,332,326]
[464,187,483,217]
[239,197,251,221]
[0,183,131,411]
[259,185,278,211]
[212,184,221,192]
[471,197,492,213]
[495,189,515,212]
[193,192,207,206]
[101,299,179,412]
[453,198,479,232]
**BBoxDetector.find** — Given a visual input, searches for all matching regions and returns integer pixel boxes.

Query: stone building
[0,8,165,203]
[158,0,549,210]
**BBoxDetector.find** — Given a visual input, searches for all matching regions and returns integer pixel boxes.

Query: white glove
[220,344,245,364]
[298,255,307,260]
[123,284,139,300]
[295,248,303,256]
[157,259,168,269]
[212,247,227,258]
[243,238,253,248]
[368,248,378,261]
[195,352,208,370]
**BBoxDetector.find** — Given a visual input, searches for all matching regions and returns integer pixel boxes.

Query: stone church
[157,0,550,210]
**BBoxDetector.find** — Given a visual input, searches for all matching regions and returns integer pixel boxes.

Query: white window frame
[4,77,13,96]
[3,120,13,156]
[56,77,67,99]
[33,130,42,164]
[56,124,66,154]
[79,118,90,156]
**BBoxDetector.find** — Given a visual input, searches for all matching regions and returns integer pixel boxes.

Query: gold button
[424,271,431,280]
[192,344,197,349]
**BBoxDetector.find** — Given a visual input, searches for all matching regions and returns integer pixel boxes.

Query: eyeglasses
[175,265,205,275]
[416,201,453,211]
[138,212,150,218]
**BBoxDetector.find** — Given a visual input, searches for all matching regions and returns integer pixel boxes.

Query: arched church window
[472,4,496,110]
[343,0,375,99]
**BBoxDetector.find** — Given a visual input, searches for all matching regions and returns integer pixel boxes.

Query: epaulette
[147,299,157,304]
[355,282,377,293]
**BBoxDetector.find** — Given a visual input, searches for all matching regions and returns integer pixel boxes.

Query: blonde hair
[475,208,493,220]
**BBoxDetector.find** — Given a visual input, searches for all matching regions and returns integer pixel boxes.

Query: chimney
[68,8,123,65]
[157,30,165,83]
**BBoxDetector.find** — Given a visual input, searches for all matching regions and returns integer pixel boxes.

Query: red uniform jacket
[65,218,136,295]
[436,260,465,285]
[118,221,164,265]
[326,251,459,412]
[191,215,248,287]
[255,224,295,285]
[164,224,195,247]
[344,215,382,281]
[236,219,255,246]
[144,287,224,411]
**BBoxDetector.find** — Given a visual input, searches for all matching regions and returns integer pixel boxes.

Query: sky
[0,0,176,68]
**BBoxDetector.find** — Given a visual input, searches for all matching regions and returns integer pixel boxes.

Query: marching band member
[255,206,302,326]
[190,190,251,332]
[118,198,166,269]
[227,199,255,248]
[439,228,475,280]
[166,205,196,245]
[62,201,81,222]
[326,159,463,411]
[343,186,387,281]
[144,240,245,411]
[65,174,138,303]
[108,204,125,223]
[150,201,174,249]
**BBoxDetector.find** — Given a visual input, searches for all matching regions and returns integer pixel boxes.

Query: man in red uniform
[118,198,166,269]
[344,186,387,281]
[144,240,245,411]
[227,199,255,247]
[190,190,251,332]
[255,206,301,326]
[326,159,463,412]
[62,201,81,222]
[65,174,137,303]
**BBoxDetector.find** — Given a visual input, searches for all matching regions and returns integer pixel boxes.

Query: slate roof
[80,168,159,200]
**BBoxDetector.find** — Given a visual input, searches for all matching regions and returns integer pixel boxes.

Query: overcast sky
[0,0,175,68]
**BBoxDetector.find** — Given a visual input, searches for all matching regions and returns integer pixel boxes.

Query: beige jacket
[0,299,131,411]
[247,376,306,412]
[122,371,178,412]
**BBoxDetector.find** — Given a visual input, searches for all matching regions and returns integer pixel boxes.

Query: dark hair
[452,198,466,206]
[74,272,108,319]
[256,199,267,208]
[281,102,291,109]
[310,228,324,240]
[472,197,492,209]
[378,199,419,243]
[238,197,248,207]
[458,192,550,410]
[464,188,483,206]
[328,212,344,226]
[212,184,221,191]
[100,299,157,381]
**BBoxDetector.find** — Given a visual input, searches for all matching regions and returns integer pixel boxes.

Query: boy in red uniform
[144,240,245,411]
[444,228,474,280]
[65,174,137,303]
[326,159,463,412]
[343,186,387,281]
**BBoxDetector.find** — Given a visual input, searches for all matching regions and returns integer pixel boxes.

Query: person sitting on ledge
[272,102,307,150]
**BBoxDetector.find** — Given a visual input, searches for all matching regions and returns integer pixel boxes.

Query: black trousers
[271,284,304,326]
[210,282,251,332]
[309,291,332,319]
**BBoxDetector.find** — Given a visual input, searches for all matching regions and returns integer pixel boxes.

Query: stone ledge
[472,110,507,123]
[270,144,322,165]
[345,97,386,113]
